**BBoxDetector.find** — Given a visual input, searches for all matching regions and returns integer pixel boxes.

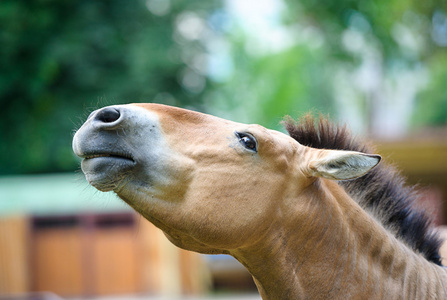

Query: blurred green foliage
[0,0,220,174]
[280,0,447,127]
[413,53,447,126]
[203,0,447,135]
[0,0,446,175]
[205,40,335,130]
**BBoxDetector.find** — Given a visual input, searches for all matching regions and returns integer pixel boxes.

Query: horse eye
[236,132,258,152]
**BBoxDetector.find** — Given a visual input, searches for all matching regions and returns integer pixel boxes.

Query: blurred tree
[281,0,447,133]
[205,35,335,130]
[202,0,446,137]
[203,3,336,131]
[1,0,445,175]
[413,52,447,126]
[207,0,447,138]
[0,0,221,174]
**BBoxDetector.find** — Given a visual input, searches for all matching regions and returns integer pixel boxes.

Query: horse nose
[95,107,121,123]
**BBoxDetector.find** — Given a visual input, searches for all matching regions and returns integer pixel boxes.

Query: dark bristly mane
[283,114,443,266]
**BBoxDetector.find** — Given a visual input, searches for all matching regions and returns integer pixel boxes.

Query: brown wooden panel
[28,212,210,297]
[179,249,210,294]
[0,216,30,293]
[137,218,210,295]
[138,218,163,293]
[376,141,447,175]
[32,228,84,296]
[91,228,140,295]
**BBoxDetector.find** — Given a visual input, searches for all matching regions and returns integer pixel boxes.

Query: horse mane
[283,113,443,266]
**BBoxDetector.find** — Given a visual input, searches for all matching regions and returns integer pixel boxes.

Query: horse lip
[81,152,135,162]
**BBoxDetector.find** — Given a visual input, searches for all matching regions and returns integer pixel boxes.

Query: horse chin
[81,157,135,192]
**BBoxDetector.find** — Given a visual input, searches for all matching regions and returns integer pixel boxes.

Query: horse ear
[306,150,381,180]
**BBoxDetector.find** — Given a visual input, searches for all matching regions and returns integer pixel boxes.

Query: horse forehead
[131,103,273,139]
[132,103,233,131]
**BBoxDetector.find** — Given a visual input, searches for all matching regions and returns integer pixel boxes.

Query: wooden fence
[0,213,209,297]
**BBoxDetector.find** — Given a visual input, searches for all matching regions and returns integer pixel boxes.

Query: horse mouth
[80,152,137,172]
[79,152,136,192]
[83,153,135,162]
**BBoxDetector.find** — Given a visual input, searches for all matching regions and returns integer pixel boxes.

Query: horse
[72,103,447,299]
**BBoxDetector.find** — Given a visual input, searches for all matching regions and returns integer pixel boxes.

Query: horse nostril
[95,107,121,123]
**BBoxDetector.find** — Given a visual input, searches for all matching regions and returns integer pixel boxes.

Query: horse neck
[231,179,447,299]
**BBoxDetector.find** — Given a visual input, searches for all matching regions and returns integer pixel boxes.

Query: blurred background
[0,0,446,299]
